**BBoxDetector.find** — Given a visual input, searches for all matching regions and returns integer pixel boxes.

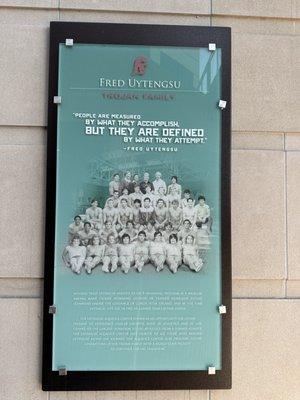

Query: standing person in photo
[152,171,167,194]
[120,171,132,194]
[139,172,154,194]
[167,175,182,197]
[108,173,120,196]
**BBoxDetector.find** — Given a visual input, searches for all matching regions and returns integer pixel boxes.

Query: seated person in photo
[102,233,118,273]
[133,230,149,272]
[178,219,196,244]
[182,198,197,227]
[99,220,118,244]
[154,198,168,230]
[140,172,154,194]
[117,198,133,231]
[84,235,105,274]
[162,222,175,243]
[167,185,181,207]
[109,173,120,196]
[154,186,169,208]
[103,198,118,226]
[167,199,183,231]
[142,184,156,207]
[78,222,97,246]
[132,198,142,228]
[149,231,166,272]
[144,220,156,242]
[129,184,143,206]
[85,198,103,230]
[118,233,135,274]
[68,215,84,242]
[119,220,138,242]
[140,197,155,226]
[181,189,194,208]
[119,171,132,194]
[153,171,167,195]
[167,175,182,197]
[195,195,211,231]
[166,234,182,274]
[182,234,203,272]
[62,236,86,275]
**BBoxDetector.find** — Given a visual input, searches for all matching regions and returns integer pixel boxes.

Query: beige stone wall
[0,1,299,399]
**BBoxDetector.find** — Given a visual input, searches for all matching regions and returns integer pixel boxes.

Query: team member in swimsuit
[99,220,118,243]
[103,198,118,225]
[182,234,203,272]
[118,233,135,273]
[182,198,197,227]
[133,231,149,272]
[62,236,86,274]
[154,186,169,207]
[166,234,182,273]
[144,221,156,242]
[119,220,138,242]
[68,215,84,242]
[178,219,196,244]
[85,199,103,231]
[84,235,105,274]
[154,198,168,230]
[149,231,166,272]
[181,189,194,208]
[142,185,156,207]
[162,222,175,243]
[168,199,183,231]
[102,234,118,273]
[129,184,143,206]
[140,197,155,226]
[78,222,97,246]
[132,198,142,228]
[117,198,133,231]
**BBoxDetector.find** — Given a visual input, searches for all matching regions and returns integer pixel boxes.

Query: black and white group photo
[62,171,212,275]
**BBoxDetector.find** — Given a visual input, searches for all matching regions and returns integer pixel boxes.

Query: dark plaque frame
[42,21,231,391]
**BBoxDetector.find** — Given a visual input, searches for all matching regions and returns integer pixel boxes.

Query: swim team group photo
[62,171,212,275]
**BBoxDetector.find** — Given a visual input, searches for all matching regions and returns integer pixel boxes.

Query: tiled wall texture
[0,1,299,399]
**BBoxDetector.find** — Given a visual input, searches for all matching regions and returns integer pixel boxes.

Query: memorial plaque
[42,22,231,391]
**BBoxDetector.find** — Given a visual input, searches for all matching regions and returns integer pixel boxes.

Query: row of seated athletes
[106,184,198,209]
[68,195,212,240]
[62,230,203,276]
[69,218,211,248]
